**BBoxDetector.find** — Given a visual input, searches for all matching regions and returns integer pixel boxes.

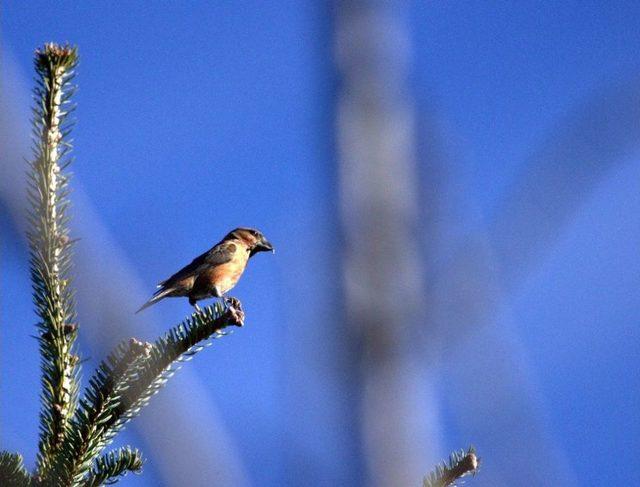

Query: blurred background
[2,2,639,486]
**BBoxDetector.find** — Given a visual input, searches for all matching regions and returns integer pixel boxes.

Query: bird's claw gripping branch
[221,297,245,327]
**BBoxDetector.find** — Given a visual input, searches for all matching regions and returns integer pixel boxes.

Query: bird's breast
[209,251,249,294]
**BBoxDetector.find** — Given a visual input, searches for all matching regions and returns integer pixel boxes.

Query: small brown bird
[136,227,274,313]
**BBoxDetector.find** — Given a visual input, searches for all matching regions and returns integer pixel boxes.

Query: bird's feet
[223,296,235,308]
[189,297,202,313]
[222,296,244,327]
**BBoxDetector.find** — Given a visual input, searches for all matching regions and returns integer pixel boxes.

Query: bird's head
[227,227,274,256]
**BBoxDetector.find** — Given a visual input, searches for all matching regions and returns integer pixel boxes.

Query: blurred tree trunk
[334,2,441,485]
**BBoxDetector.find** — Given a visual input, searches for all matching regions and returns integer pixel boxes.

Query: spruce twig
[82,447,143,487]
[45,339,152,485]
[27,42,81,478]
[0,452,31,486]
[423,447,479,487]
[46,302,243,485]
[103,302,244,443]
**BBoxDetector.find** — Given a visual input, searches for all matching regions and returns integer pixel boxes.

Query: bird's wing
[158,242,237,288]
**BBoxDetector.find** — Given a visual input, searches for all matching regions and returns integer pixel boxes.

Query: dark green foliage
[44,303,242,485]
[83,447,143,487]
[423,447,479,487]
[0,452,30,486]
[103,302,238,440]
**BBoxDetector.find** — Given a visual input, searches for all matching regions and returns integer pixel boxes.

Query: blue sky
[2,2,640,485]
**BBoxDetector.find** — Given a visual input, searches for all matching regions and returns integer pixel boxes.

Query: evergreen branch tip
[35,43,78,71]
[423,447,479,487]
[83,447,143,487]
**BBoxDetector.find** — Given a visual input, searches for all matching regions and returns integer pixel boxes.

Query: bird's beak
[257,238,274,253]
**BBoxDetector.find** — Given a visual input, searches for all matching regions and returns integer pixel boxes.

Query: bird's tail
[135,287,174,314]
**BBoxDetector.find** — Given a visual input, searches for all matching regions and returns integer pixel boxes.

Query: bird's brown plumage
[136,227,273,313]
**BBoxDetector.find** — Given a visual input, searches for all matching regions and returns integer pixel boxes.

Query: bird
[136,227,274,313]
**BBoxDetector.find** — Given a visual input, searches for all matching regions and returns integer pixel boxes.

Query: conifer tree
[1,43,245,487]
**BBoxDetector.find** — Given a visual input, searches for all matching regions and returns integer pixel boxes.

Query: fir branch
[104,301,244,443]
[27,42,81,477]
[423,447,479,487]
[82,447,143,487]
[45,339,152,485]
[0,451,31,486]
[46,302,243,486]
